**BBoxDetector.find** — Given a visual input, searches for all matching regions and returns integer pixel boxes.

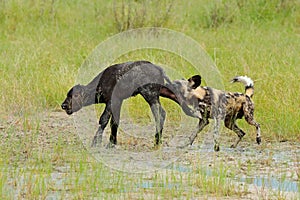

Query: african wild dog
[61,61,201,147]
[169,75,261,151]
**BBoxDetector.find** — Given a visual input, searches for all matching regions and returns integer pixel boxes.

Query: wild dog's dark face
[171,75,202,102]
[61,85,86,115]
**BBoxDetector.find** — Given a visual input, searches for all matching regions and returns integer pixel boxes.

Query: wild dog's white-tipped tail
[231,76,254,87]
[231,76,254,97]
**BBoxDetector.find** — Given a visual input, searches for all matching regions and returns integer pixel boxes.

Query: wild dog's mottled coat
[171,75,261,151]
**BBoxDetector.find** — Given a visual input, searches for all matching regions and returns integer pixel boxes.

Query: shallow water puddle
[138,165,299,194]
[138,181,181,190]
[239,176,299,193]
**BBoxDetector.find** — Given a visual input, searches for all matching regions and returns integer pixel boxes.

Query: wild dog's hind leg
[243,101,261,145]
[245,117,261,144]
[225,115,246,148]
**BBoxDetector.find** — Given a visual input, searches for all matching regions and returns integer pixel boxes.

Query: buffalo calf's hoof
[91,135,102,147]
[214,144,220,152]
[106,142,116,149]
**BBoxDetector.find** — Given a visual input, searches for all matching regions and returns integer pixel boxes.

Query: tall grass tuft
[112,0,173,32]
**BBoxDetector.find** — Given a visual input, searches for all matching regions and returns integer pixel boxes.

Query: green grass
[1,0,300,199]
[1,0,299,140]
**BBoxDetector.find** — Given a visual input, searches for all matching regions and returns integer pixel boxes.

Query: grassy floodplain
[0,0,299,199]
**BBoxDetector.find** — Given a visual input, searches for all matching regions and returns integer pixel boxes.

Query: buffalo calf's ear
[188,75,201,89]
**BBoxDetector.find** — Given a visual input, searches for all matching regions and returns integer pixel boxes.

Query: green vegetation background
[1,0,299,141]
[0,1,300,199]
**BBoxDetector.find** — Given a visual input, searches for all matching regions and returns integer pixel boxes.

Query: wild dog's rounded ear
[188,75,201,89]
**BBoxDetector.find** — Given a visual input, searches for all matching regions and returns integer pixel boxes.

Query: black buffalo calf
[61,61,200,147]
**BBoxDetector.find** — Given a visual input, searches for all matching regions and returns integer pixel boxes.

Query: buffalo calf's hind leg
[150,102,166,145]
[141,87,166,146]
[107,100,122,148]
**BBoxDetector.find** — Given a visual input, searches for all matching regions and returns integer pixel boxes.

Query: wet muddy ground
[1,111,299,199]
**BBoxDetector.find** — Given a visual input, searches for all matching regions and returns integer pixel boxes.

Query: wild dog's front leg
[213,116,221,151]
[212,103,225,151]
[189,104,209,145]
[256,125,261,144]
[188,117,209,145]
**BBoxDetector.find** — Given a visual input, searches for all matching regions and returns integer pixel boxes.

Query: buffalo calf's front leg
[91,103,112,147]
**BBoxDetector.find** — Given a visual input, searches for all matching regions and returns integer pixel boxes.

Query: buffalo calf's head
[61,84,86,115]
